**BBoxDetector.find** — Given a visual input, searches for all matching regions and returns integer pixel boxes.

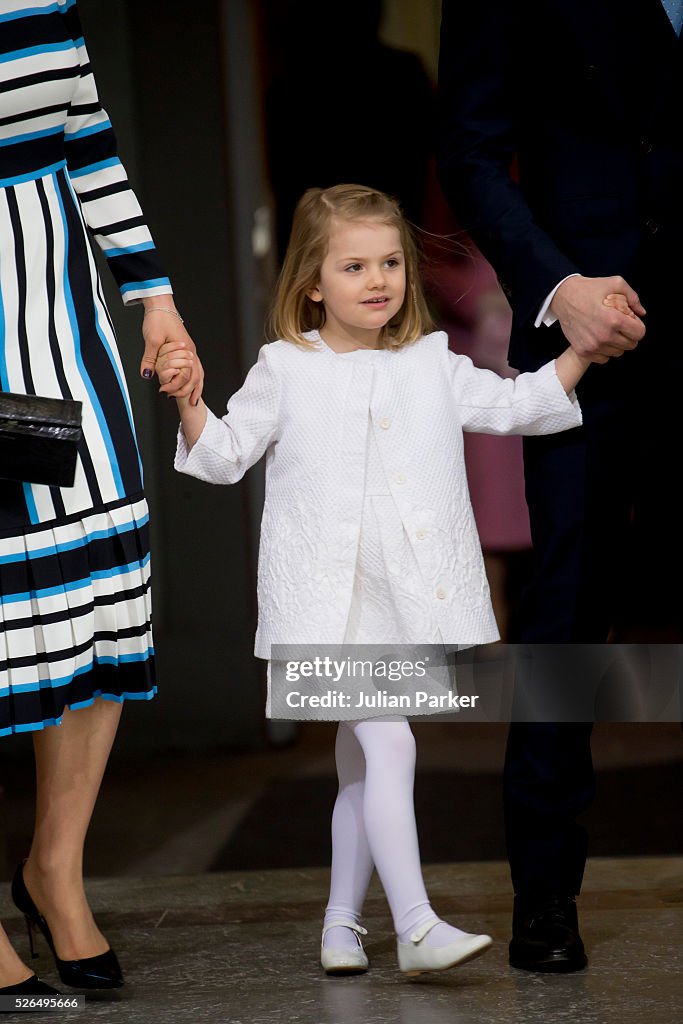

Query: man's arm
[436,0,645,359]
[437,1,578,327]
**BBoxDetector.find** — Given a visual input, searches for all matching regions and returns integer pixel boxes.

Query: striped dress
[0,0,168,735]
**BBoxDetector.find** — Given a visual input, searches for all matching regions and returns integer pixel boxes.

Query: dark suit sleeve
[436,0,580,328]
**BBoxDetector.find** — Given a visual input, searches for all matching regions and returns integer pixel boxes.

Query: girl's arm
[156,342,281,485]
[554,348,592,393]
[447,344,583,437]
[175,395,208,448]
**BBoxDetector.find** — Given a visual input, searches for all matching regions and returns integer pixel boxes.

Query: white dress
[341,350,443,646]
[267,347,453,719]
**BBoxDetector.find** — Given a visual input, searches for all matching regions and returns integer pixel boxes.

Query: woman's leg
[22,699,123,960]
[323,722,375,951]
[0,924,33,988]
[351,717,470,947]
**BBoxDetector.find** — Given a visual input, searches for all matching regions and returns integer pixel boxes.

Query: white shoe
[397,918,492,976]
[320,921,369,974]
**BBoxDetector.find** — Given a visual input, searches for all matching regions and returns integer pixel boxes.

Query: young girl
[155,184,600,978]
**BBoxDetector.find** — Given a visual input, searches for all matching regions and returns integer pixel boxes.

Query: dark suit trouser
[504,255,682,895]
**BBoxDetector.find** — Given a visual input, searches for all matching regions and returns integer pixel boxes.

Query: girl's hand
[602,293,639,319]
[156,340,199,395]
[140,296,204,404]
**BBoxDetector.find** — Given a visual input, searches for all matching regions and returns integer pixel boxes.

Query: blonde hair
[269,184,434,349]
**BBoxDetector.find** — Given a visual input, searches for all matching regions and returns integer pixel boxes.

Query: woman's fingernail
[143,369,153,380]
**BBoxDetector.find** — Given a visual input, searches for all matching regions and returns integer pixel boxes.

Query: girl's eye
[344,263,363,272]
[385,259,400,268]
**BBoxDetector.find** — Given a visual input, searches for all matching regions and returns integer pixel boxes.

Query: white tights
[323,717,468,950]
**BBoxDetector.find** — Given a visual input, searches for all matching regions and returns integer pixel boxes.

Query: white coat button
[379,416,391,429]
[436,587,447,600]
[415,529,426,540]
[394,472,405,484]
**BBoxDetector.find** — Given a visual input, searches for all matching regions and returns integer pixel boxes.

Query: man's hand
[550,275,646,364]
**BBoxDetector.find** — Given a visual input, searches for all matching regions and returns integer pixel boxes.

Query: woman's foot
[397,918,492,975]
[12,863,123,990]
[0,975,61,996]
[20,859,110,962]
[320,921,369,974]
[0,924,35,991]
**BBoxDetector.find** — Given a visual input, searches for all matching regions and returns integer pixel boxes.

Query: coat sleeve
[447,349,582,435]
[175,344,281,484]
[61,1,171,305]
[436,0,579,328]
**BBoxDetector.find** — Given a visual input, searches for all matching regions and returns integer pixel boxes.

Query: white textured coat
[175,331,582,656]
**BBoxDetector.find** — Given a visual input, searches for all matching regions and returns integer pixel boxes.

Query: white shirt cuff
[535,273,581,328]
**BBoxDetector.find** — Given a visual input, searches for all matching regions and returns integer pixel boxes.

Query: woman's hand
[140,296,204,404]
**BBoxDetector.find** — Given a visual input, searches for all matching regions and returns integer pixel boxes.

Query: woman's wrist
[142,293,176,313]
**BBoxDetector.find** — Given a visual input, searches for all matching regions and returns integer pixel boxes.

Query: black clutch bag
[0,392,83,488]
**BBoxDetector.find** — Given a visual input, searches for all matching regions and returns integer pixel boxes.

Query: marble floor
[0,722,681,1021]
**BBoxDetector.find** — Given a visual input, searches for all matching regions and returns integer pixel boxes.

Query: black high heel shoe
[11,863,124,990]
[0,975,61,996]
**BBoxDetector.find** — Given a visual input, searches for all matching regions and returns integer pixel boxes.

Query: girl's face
[308,218,406,347]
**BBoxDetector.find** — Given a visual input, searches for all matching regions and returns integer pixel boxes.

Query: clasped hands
[139,300,204,404]
[154,337,201,406]
[550,275,646,364]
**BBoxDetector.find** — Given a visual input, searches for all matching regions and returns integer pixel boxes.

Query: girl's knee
[354,719,416,767]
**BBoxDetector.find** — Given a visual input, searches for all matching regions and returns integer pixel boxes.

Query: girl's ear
[307,283,323,302]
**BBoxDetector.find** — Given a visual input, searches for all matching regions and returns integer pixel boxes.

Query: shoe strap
[409,917,442,944]
[322,920,368,938]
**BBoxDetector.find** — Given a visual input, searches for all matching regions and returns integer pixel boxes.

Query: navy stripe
[1,623,152,673]
[0,578,151,636]
[91,214,146,236]
[109,258,169,296]
[0,131,68,179]
[0,39,75,64]
[67,102,100,117]
[36,175,102,509]
[61,2,82,46]
[1,649,154,700]
[53,170,126,498]
[0,523,150,597]
[0,100,69,128]
[76,179,129,204]
[93,267,117,343]
[56,172,142,494]
[0,4,68,25]
[0,509,149,565]
[64,125,117,172]
[4,187,34,394]
[0,491,145,541]
[0,17,72,60]
[0,62,77,96]
[0,659,156,736]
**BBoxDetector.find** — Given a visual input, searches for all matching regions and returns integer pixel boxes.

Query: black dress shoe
[11,863,124,990]
[0,975,60,995]
[509,893,588,973]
